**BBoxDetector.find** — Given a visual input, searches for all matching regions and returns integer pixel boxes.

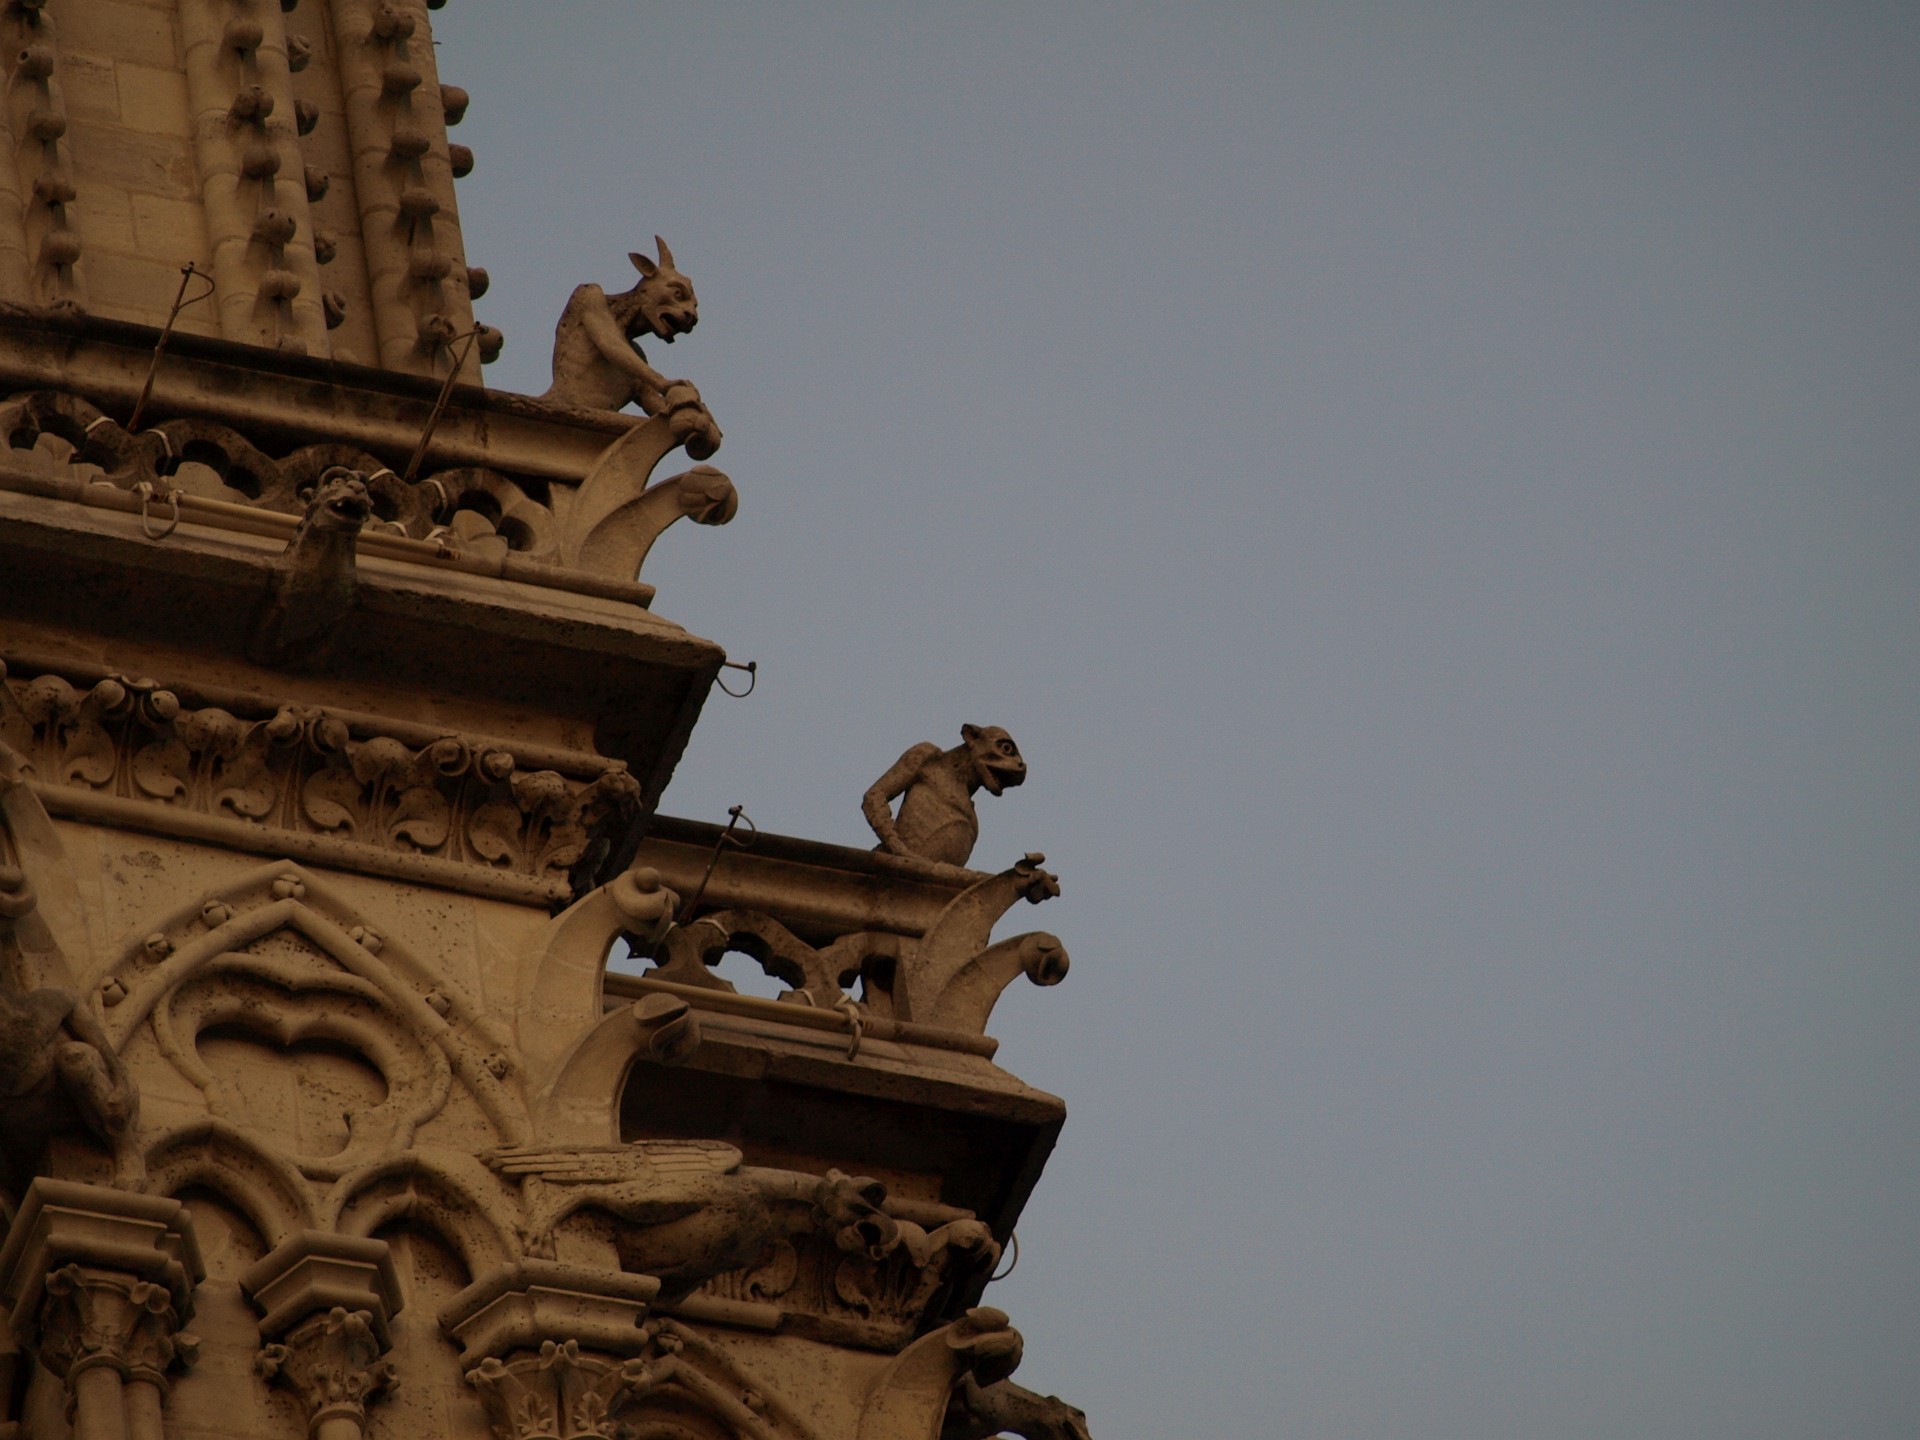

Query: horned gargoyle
[246,466,372,670]
[864,725,1027,869]
[541,238,722,457]
[485,1142,900,1299]
[0,863,137,1184]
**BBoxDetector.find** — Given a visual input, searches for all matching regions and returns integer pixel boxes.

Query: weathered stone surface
[0,5,1091,1439]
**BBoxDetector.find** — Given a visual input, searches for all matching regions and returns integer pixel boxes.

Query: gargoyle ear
[961,723,983,742]
[629,250,658,278]
[654,234,675,270]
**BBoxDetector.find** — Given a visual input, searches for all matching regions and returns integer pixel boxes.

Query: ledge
[0,304,633,490]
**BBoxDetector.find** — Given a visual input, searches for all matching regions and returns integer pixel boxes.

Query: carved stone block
[0,1178,203,1340]
[239,1231,404,1350]
[438,1260,661,1368]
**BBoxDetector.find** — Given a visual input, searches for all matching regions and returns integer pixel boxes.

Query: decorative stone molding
[0,1179,203,1335]
[462,1339,648,1440]
[0,1180,203,1440]
[255,1308,397,1440]
[35,1265,197,1390]
[637,853,1068,1040]
[442,1263,662,1440]
[689,1215,1000,1352]
[0,659,641,903]
[239,1232,403,1351]
[439,1260,660,1368]
[242,1232,404,1440]
[0,383,734,584]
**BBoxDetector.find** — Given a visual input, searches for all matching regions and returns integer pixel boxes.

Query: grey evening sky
[435,6,1917,1436]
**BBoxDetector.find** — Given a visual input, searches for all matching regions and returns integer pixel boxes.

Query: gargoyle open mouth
[653,310,696,342]
[980,759,1026,796]
[326,491,373,524]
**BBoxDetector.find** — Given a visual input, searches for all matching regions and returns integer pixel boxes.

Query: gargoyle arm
[862,742,943,855]
[577,291,674,410]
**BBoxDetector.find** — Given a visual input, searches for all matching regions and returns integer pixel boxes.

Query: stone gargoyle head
[300,467,373,535]
[964,723,1027,797]
[615,236,698,345]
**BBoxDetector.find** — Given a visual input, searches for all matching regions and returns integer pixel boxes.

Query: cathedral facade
[0,4,1087,1438]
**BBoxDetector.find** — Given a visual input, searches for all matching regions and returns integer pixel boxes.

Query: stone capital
[33,1265,198,1389]
[240,1233,404,1438]
[239,1231,404,1351]
[255,1307,397,1436]
[0,1178,204,1360]
[438,1260,660,1369]
[440,1263,665,1440]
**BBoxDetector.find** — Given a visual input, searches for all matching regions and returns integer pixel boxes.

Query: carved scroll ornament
[0,661,641,899]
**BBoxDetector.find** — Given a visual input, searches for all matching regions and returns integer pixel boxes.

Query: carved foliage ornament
[36,1264,198,1388]
[256,1306,397,1432]
[0,663,641,890]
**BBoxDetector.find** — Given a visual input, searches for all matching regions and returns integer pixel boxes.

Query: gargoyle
[0,863,137,1184]
[541,238,721,451]
[246,466,372,670]
[944,1377,1093,1440]
[864,725,1027,868]
[485,1142,900,1299]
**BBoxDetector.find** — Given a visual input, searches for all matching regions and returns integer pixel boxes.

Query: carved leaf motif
[302,763,364,834]
[60,726,116,787]
[467,801,525,868]
[348,736,414,786]
[131,737,191,802]
[211,743,281,820]
[743,1240,799,1301]
[0,687,31,757]
[833,1254,880,1317]
[386,784,449,852]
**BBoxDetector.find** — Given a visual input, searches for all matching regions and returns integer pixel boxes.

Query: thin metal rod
[678,804,755,922]
[403,328,481,483]
[128,264,213,432]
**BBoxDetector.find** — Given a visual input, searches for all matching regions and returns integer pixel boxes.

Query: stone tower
[0,5,1089,1440]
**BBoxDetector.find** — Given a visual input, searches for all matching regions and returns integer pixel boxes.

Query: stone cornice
[1,655,641,904]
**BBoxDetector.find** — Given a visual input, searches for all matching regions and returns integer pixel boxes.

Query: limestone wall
[0,0,485,377]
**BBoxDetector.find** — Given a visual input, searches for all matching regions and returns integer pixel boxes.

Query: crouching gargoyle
[0,863,137,1182]
[864,725,1027,869]
[246,466,372,670]
[541,238,722,457]
[485,1141,900,1300]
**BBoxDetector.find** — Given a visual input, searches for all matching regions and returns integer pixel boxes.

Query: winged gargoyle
[485,1141,900,1298]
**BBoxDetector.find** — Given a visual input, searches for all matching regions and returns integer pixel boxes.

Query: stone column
[439,1261,660,1440]
[239,1232,403,1440]
[0,1180,204,1440]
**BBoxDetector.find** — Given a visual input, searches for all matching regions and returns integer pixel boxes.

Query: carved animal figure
[0,864,137,1181]
[943,1377,1093,1440]
[542,238,702,415]
[246,467,372,669]
[486,1143,900,1299]
[863,725,1027,868]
